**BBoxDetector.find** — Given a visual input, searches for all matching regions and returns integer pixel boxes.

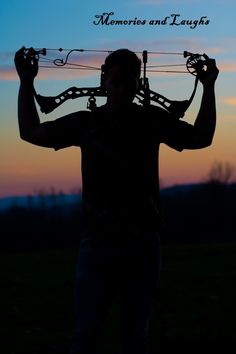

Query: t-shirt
[43,103,194,229]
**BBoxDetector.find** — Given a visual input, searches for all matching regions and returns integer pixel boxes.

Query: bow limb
[34,86,107,114]
[136,75,199,119]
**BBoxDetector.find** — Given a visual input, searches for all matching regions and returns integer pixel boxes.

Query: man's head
[103,49,141,108]
[104,49,141,76]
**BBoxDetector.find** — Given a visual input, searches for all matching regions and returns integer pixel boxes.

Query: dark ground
[1,182,236,353]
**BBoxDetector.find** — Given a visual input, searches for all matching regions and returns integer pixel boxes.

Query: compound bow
[22,47,209,119]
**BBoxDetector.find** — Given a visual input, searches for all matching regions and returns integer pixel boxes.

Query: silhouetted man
[15,47,219,354]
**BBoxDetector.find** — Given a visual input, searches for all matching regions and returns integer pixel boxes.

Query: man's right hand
[14,46,39,81]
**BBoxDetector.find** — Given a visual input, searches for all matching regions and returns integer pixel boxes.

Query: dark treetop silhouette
[15,47,219,354]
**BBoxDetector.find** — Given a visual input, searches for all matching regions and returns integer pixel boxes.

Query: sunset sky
[0,0,235,198]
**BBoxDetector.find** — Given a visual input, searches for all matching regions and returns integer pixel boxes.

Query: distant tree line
[0,161,235,251]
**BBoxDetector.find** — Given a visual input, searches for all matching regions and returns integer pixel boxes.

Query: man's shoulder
[58,109,93,124]
[147,104,169,115]
[93,103,169,119]
[43,110,93,133]
[127,103,169,116]
[134,103,170,125]
[54,109,91,120]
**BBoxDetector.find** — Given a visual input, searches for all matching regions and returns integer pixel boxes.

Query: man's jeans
[70,223,161,354]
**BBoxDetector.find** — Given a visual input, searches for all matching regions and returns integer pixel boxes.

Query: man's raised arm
[14,47,53,147]
[186,57,219,149]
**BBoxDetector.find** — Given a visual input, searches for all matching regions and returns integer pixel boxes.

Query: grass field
[1,242,236,353]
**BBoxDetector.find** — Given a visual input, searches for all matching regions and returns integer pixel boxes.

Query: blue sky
[0,0,236,196]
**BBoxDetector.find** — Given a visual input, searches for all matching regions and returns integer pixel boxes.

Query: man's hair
[104,49,141,75]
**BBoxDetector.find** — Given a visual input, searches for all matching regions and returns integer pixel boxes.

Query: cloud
[0,65,99,81]
[223,97,236,106]
[99,37,225,57]
[219,62,236,73]
[0,51,105,81]
[38,52,104,81]
[1,43,235,81]
[0,67,18,80]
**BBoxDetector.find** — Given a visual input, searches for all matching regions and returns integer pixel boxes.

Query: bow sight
[22,47,209,119]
